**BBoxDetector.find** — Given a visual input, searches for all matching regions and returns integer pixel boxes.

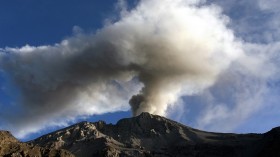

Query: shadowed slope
[0,130,74,157]
[29,113,279,157]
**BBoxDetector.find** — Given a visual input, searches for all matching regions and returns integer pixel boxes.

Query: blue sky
[0,0,117,47]
[0,0,280,141]
[0,0,134,140]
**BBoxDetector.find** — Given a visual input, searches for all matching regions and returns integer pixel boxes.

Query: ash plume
[0,0,244,137]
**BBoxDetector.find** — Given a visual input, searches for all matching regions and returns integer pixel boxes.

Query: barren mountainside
[1,112,280,157]
[0,130,74,157]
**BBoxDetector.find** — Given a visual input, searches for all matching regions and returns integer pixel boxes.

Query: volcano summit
[1,112,280,157]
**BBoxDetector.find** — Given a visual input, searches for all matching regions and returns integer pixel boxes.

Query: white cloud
[1,0,280,138]
[0,0,243,138]
[258,0,280,12]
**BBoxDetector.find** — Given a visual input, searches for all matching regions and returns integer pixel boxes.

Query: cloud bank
[0,0,278,138]
[168,0,280,132]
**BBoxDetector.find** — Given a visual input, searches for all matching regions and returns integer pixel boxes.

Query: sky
[0,0,280,141]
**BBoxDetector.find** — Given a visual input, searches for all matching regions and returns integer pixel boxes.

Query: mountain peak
[138,112,153,118]
[2,115,280,156]
[0,130,18,144]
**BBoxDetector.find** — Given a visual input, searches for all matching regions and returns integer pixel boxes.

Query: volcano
[1,112,280,157]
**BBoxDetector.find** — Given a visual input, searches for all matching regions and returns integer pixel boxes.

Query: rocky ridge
[1,112,280,157]
[29,112,280,157]
[0,130,74,157]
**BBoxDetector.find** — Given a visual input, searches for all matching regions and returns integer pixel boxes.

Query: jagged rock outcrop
[29,112,280,157]
[0,130,74,157]
[1,113,280,157]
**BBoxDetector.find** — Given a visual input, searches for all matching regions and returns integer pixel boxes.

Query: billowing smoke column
[0,0,243,137]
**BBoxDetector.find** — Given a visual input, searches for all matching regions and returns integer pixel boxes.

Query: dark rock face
[1,113,280,157]
[28,112,280,157]
[256,127,280,157]
[0,130,74,157]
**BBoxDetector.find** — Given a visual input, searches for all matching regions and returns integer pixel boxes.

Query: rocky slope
[1,113,280,157]
[0,130,74,157]
[28,112,280,157]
